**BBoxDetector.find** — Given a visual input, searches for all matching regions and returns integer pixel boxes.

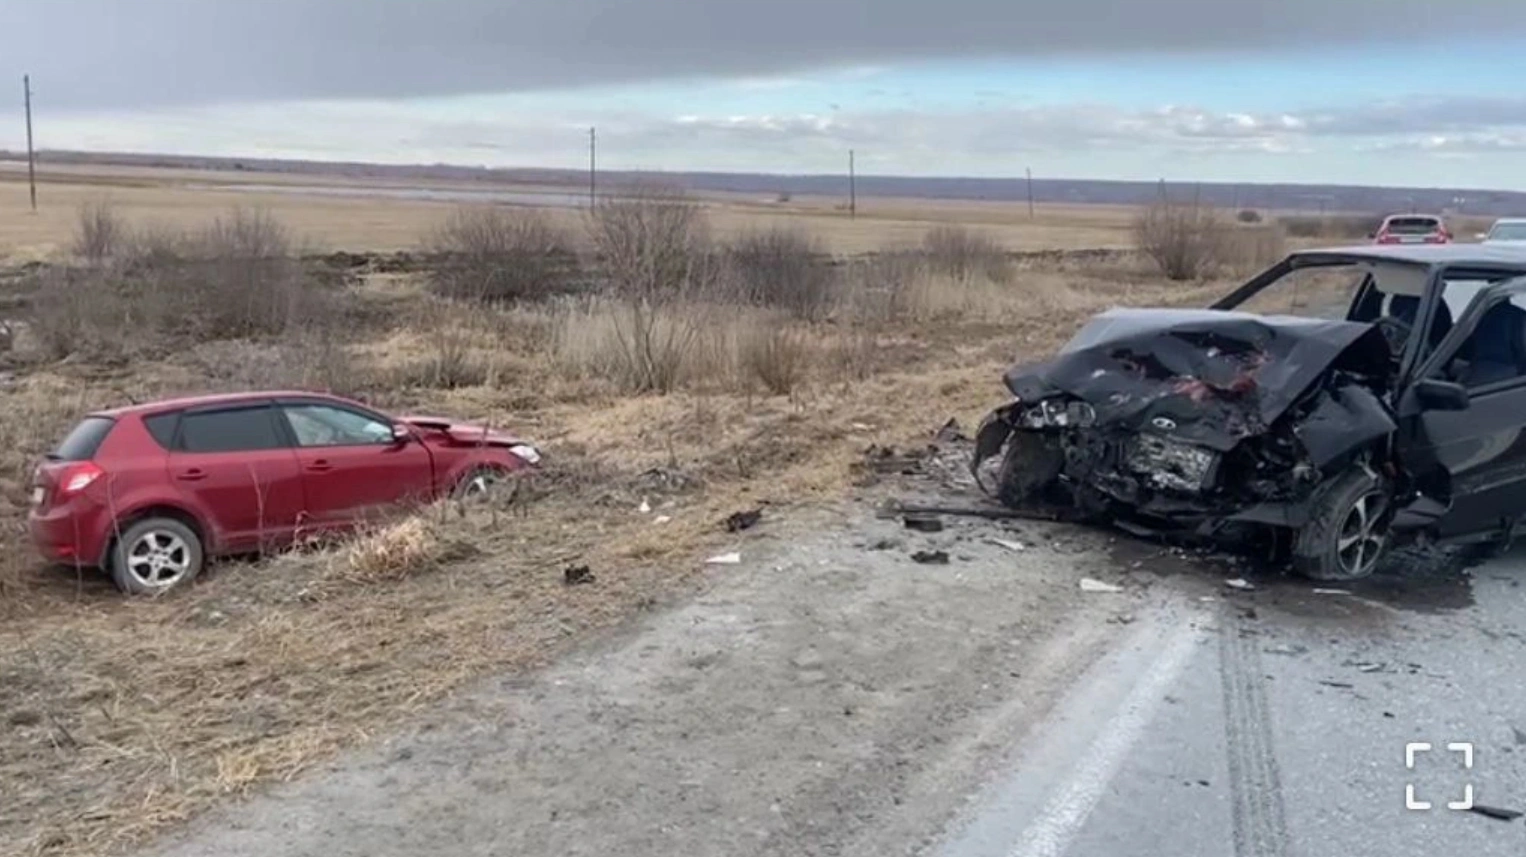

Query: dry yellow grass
[0,163,1139,261]
[0,167,1250,857]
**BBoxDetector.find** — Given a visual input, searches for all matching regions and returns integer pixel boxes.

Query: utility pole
[1025,167,1035,218]
[23,74,36,212]
[848,149,856,219]
[588,127,596,210]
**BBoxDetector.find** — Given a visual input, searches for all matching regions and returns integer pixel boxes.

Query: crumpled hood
[399,415,528,448]
[1002,307,1393,451]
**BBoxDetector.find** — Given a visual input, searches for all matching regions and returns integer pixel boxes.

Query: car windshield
[1385,216,1441,234]
[1223,262,1375,321]
[1488,222,1526,241]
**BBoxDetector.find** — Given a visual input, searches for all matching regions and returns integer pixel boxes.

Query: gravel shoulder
[137,499,1158,857]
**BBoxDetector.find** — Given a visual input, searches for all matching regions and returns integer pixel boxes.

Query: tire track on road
[1219,617,1291,857]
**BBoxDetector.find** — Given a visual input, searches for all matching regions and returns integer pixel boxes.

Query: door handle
[306,460,333,473]
[176,468,206,481]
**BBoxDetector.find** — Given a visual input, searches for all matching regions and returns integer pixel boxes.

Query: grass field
[0,161,1334,856]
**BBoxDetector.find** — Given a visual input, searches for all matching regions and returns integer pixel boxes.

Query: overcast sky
[3,0,1526,186]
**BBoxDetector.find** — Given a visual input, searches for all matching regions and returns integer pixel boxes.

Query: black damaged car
[972,244,1526,581]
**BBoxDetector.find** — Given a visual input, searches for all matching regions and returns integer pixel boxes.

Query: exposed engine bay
[971,307,1402,535]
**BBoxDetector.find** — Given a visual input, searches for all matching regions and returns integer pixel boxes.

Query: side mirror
[1415,378,1470,411]
[391,424,413,444]
[1476,232,1490,240]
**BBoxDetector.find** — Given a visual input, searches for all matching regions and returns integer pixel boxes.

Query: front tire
[109,517,205,596]
[995,432,1064,508]
[452,466,505,502]
[1292,468,1392,581]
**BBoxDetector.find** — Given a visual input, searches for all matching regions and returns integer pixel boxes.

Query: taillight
[57,462,103,496]
[1376,232,1399,243]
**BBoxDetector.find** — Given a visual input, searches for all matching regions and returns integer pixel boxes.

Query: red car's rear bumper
[28,499,111,568]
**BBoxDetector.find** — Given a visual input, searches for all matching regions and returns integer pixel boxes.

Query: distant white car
[1479,217,1526,244]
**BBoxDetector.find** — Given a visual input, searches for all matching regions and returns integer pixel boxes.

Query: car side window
[176,406,286,453]
[1442,298,1526,389]
[281,404,394,447]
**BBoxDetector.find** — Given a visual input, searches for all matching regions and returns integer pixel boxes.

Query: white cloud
[7,93,1526,183]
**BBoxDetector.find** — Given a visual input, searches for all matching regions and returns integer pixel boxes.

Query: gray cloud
[4,0,1524,110]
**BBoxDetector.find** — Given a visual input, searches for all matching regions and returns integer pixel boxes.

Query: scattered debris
[887,501,1052,522]
[705,552,742,566]
[1312,588,1352,595]
[1079,578,1124,593]
[935,418,968,443]
[725,508,763,533]
[563,565,595,586]
[1224,578,1256,591]
[989,538,1026,552]
[1198,596,1218,603]
[911,550,950,565]
[868,538,902,551]
[1318,680,1354,689]
[1265,643,1308,656]
[1468,805,1524,822]
[638,498,652,514]
[1354,662,1385,673]
[1108,613,1136,625]
[1239,607,1258,620]
[903,514,945,533]
[653,515,672,525]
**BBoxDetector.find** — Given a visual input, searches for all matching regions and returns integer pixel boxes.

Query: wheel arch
[100,503,212,568]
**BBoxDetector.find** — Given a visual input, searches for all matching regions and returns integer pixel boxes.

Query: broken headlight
[1124,434,1219,494]
[1017,398,1097,429]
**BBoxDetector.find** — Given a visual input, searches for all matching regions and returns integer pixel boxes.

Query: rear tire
[109,517,205,596]
[1292,468,1392,581]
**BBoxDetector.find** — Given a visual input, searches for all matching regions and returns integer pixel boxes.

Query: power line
[588,126,596,210]
[848,149,856,219]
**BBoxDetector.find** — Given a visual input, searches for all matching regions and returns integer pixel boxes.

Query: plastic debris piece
[989,538,1026,552]
[653,515,673,525]
[705,552,741,565]
[1079,578,1124,593]
[638,498,652,514]
[1224,578,1256,591]
[563,565,595,586]
[911,550,950,565]
[903,515,944,533]
[725,508,763,532]
[1312,588,1352,595]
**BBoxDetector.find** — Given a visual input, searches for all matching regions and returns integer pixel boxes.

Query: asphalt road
[134,508,1526,857]
[935,544,1526,857]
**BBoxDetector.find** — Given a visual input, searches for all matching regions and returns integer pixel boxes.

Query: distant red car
[28,391,540,595]
[1372,213,1451,245]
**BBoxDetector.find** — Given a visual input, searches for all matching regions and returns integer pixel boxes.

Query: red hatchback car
[28,391,540,595]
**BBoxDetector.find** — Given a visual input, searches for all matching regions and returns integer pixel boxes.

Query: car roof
[1289,243,1526,268]
[1491,217,1526,225]
[91,390,359,419]
[1381,213,1444,220]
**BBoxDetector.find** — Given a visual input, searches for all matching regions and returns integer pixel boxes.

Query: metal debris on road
[903,515,945,533]
[725,509,763,533]
[563,565,595,586]
[1079,578,1124,593]
[911,550,950,565]
[988,538,1026,552]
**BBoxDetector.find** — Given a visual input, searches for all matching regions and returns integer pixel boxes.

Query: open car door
[1393,277,1526,542]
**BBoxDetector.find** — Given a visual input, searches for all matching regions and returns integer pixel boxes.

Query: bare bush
[1278,213,1381,240]
[1236,209,1263,224]
[587,186,718,303]
[922,225,1011,281]
[390,301,492,390]
[726,228,836,319]
[740,323,811,395]
[71,199,126,264]
[551,296,710,394]
[27,267,138,362]
[426,206,580,303]
[1134,200,1228,281]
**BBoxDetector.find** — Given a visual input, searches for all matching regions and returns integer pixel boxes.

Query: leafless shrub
[921,225,1011,282]
[1134,200,1228,281]
[587,185,718,304]
[27,267,137,361]
[391,301,492,390]
[426,206,580,303]
[725,228,837,319]
[71,199,126,264]
[551,296,711,394]
[740,323,811,395]
[1236,209,1263,224]
[338,515,444,584]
